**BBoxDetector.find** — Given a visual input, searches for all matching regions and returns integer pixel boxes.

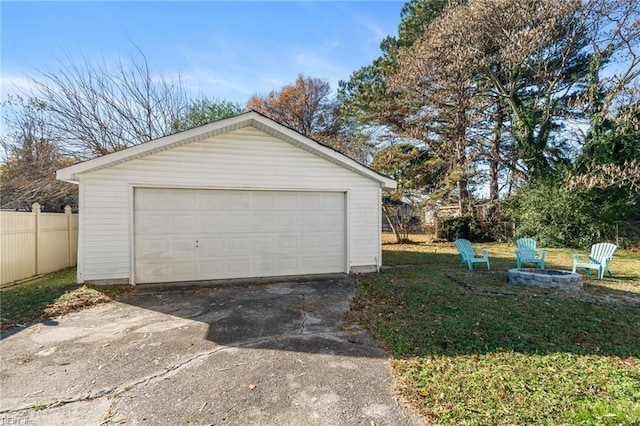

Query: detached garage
[57,111,396,285]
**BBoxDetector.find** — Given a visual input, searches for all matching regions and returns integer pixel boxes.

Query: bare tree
[31,48,189,158]
[1,96,78,211]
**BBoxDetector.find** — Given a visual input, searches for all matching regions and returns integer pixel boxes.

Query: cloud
[360,17,388,46]
[0,74,35,98]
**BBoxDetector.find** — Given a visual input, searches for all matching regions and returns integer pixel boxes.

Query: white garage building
[57,112,396,285]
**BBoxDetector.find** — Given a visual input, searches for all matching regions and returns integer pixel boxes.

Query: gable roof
[56,110,397,190]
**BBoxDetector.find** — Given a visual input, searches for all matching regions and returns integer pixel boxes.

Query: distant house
[424,202,493,226]
[424,201,515,238]
[57,111,396,285]
[381,198,422,233]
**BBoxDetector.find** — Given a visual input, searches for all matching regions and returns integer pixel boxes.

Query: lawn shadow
[357,248,640,359]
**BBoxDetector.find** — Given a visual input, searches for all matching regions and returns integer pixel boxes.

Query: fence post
[32,202,41,275]
[65,205,73,267]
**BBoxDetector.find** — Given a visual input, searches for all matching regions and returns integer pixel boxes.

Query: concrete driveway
[0,276,421,425]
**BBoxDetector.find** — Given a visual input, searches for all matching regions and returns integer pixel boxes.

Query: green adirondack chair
[515,238,546,269]
[572,242,617,280]
[454,239,490,270]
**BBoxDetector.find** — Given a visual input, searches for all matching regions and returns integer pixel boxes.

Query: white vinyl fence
[0,203,78,286]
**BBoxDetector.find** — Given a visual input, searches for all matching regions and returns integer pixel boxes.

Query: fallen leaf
[249,384,257,390]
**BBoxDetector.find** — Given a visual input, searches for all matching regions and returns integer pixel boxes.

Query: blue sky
[1,1,405,104]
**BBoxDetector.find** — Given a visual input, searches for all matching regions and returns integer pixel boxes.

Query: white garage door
[134,188,346,284]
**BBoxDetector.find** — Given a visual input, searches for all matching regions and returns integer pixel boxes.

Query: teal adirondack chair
[515,238,546,269]
[572,242,617,280]
[454,239,490,270]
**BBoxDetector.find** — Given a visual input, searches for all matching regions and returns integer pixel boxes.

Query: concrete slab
[0,277,420,425]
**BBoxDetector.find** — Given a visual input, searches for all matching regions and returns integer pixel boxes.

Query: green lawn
[0,268,130,330]
[351,242,640,425]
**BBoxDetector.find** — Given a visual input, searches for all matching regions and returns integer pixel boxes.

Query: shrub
[437,215,475,241]
[506,182,638,248]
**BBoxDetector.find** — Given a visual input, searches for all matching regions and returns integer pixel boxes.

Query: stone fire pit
[508,268,583,290]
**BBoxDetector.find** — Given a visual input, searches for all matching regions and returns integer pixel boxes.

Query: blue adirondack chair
[572,242,617,280]
[454,239,490,270]
[515,238,546,269]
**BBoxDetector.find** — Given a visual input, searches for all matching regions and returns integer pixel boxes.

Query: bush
[437,216,475,241]
[505,182,638,248]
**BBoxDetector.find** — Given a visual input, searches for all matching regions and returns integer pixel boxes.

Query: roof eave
[56,111,398,189]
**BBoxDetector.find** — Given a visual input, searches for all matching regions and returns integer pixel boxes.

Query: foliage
[574,85,640,192]
[0,268,130,330]
[247,74,333,137]
[338,0,447,126]
[349,242,640,425]
[506,178,638,248]
[437,216,475,241]
[578,0,640,165]
[0,96,78,211]
[570,160,640,192]
[247,74,375,163]
[173,97,244,132]
[339,0,639,238]
[436,203,508,243]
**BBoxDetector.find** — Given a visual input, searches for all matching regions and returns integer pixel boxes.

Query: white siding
[78,127,381,283]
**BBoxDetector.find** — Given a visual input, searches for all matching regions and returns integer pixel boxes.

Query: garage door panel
[136,213,167,233]
[196,214,224,233]
[136,262,168,283]
[170,239,195,254]
[322,194,344,209]
[227,238,249,251]
[227,259,250,274]
[276,257,298,273]
[172,261,197,276]
[251,237,274,250]
[300,238,321,249]
[300,257,321,269]
[135,190,168,209]
[199,260,224,275]
[197,192,224,209]
[136,238,169,257]
[324,213,345,228]
[251,192,276,209]
[276,214,298,228]
[299,194,322,210]
[198,238,223,252]
[276,193,297,209]
[276,236,297,250]
[171,215,197,232]
[224,214,250,230]
[226,192,250,209]
[252,259,274,274]
[322,256,344,269]
[135,188,346,283]
[251,214,276,228]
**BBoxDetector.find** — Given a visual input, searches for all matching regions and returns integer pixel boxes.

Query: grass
[0,268,131,331]
[350,240,640,425]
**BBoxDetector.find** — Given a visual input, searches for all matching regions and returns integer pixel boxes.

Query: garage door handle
[195,240,199,249]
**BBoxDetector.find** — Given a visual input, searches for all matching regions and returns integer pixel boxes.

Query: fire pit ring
[508,268,583,290]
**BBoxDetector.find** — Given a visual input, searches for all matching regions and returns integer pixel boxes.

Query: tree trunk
[455,100,470,215]
[381,204,402,244]
[490,98,504,201]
